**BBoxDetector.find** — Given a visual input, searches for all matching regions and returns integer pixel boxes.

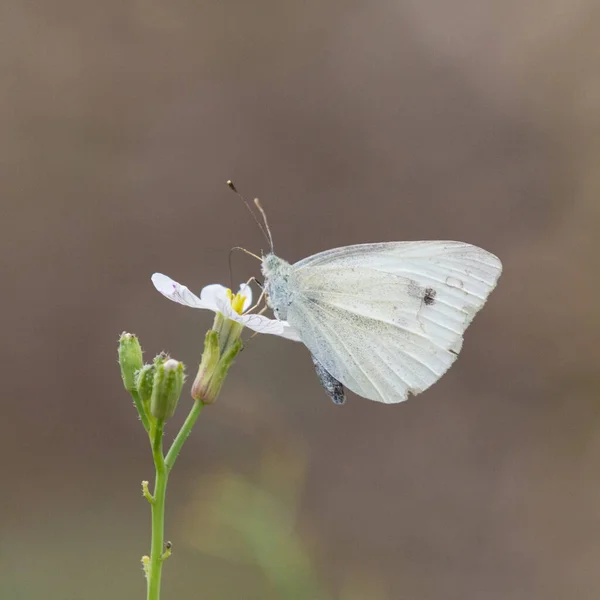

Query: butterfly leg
[311,355,346,405]
[243,286,267,316]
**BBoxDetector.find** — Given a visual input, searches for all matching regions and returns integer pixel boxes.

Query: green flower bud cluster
[118,333,185,427]
[118,314,243,436]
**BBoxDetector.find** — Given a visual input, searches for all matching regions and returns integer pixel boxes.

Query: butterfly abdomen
[312,355,346,405]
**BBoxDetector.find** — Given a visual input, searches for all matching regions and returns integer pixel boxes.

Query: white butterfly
[261,240,502,404]
[220,182,504,405]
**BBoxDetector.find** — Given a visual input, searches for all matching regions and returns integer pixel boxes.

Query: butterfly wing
[288,241,502,403]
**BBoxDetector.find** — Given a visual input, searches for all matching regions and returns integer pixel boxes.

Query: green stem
[165,401,204,472]
[131,389,151,433]
[147,420,167,600]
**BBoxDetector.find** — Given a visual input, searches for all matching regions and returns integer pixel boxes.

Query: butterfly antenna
[228,246,262,289]
[227,180,271,247]
[230,246,261,261]
[253,198,274,252]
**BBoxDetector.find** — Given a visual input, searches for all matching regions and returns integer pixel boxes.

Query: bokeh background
[2,1,600,598]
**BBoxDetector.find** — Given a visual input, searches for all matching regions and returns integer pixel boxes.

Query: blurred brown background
[2,1,600,599]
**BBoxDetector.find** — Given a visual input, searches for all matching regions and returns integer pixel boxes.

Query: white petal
[237,283,253,312]
[239,314,301,341]
[152,273,210,309]
[200,284,230,312]
[280,322,303,342]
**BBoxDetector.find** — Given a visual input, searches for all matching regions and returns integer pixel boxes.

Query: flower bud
[191,330,220,402]
[153,352,170,367]
[204,338,242,404]
[192,330,242,405]
[150,359,185,421]
[118,332,143,392]
[136,364,155,406]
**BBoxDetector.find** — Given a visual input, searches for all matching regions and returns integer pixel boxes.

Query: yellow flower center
[226,289,247,315]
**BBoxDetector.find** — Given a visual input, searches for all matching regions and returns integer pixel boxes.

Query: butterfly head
[261,253,294,320]
[261,252,286,277]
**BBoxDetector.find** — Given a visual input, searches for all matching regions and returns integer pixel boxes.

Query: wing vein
[310,297,445,380]
[321,296,454,352]
[398,267,487,301]
[308,300,389,401]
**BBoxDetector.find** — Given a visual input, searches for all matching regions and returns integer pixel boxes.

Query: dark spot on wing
[423,287,436,305]
[311,355,345,405]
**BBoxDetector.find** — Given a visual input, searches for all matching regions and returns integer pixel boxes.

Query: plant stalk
[165,400,204,472]
[147,421,168,600]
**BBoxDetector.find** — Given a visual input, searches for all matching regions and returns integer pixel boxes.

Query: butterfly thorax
[261,253,295,320]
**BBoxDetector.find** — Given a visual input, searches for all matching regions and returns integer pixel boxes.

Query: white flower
[151,273,301,341]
